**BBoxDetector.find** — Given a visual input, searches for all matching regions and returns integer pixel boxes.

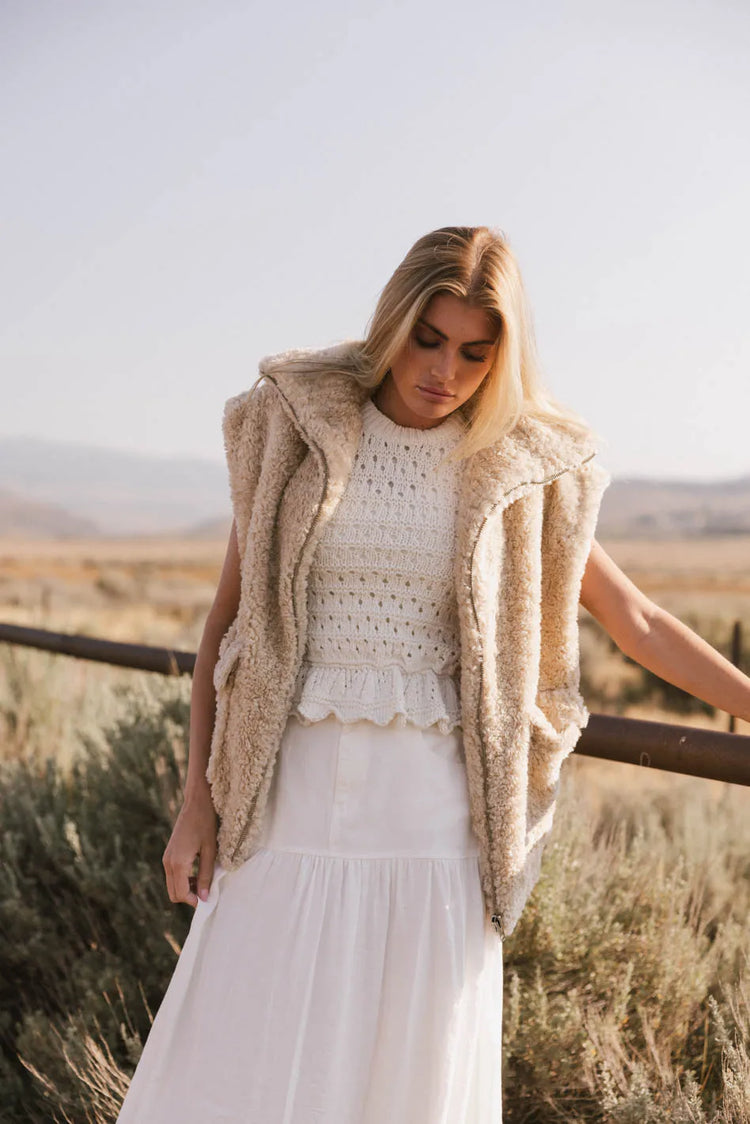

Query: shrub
[0,680,193,1123]
[1,678,749,1121]
[501,764,750,1122]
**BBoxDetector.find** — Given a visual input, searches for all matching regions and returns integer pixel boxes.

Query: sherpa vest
[206,345,611,941]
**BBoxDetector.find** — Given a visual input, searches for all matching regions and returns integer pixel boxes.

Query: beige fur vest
[206,346,611,941]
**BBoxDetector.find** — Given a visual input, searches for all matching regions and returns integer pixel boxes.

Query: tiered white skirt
[117,714,504,1122]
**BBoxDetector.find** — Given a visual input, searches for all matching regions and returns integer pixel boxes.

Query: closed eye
[414,336,488,363]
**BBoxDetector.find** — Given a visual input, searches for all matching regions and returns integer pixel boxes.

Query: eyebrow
[416,317,498,347]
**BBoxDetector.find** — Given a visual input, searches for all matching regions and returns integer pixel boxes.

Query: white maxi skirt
[117,714,504,1123]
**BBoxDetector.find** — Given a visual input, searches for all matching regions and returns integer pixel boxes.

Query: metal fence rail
[0,622,195,676]
[2,621,749,788]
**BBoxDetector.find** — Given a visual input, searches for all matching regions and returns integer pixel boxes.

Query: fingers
[162,847,176,903]
[162,803,218,909]
[162,843,217,908]
[196,841,217,903]
[162,847,198,909]
[176,861,199,909]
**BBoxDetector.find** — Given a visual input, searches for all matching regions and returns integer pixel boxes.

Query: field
[3,528,749,640]
[1,533,749,1121]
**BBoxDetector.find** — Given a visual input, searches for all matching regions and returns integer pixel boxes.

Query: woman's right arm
[161,519,242,908]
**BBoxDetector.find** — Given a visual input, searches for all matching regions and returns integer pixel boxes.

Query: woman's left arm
[579,539,750,724]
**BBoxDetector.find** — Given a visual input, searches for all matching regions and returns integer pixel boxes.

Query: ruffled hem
[292,662,462,735]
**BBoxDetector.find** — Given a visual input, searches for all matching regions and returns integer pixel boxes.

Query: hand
[162,780,217,908]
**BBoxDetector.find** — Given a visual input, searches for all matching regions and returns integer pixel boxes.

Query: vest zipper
[468,452,596,942]
[228,377,330,864]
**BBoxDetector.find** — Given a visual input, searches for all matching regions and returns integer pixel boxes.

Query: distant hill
[185,516,233,540]
[0,487,100,539]
[1,434,748,540]
[597,475,750,538]
[0,435,230,537]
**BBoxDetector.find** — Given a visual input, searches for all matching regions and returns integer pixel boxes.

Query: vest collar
[259,345,599,511]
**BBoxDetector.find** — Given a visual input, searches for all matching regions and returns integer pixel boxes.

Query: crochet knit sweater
[291,396,466,733]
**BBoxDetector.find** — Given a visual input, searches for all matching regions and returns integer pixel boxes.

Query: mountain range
[1,435,748,540]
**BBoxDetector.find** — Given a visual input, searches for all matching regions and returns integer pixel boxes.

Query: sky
[2,0,749,481]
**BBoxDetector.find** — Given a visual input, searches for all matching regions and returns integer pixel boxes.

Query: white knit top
[291,396,466,733]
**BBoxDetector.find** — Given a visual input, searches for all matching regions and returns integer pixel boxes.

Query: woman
[117,226,750,1122]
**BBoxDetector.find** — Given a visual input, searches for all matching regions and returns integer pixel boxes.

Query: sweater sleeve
[221,377,274,565]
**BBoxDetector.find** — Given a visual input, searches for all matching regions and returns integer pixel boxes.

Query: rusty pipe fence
[1,621,749,788]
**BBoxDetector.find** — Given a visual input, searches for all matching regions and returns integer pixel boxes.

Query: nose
[430,349,455,381]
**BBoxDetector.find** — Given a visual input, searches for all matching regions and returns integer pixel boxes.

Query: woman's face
[373,292,500,429]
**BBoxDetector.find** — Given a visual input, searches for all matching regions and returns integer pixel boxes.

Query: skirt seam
[252,846,481,862]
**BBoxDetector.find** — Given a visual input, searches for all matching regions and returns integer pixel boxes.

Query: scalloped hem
[293,703,461,736]
[292,662,462,736]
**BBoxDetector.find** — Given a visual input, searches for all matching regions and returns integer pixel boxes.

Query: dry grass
[0,534,227,649]
[2,529,748,639]
[2,529,748,764]
[1,532,749,1120]
[0,535,227,770]
[601,534,750,623]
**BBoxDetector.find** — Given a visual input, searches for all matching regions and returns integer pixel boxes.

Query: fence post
[729,619,742,734]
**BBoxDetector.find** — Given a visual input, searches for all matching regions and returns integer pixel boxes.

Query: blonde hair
[273,226,594,461]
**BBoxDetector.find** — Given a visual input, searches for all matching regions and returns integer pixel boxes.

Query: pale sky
[2,0,749,481]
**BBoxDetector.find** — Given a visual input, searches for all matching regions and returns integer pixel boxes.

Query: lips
[418,385,453,398]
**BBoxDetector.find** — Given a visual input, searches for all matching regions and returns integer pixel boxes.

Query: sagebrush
[1,663,749,1122]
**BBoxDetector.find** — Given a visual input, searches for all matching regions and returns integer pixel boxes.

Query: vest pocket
[532,686,588,740]
[207,621,244,804]
[213,618,243,691]
[529,688,589,793]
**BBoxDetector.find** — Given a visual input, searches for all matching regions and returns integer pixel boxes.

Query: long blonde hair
[270,226,594,461]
